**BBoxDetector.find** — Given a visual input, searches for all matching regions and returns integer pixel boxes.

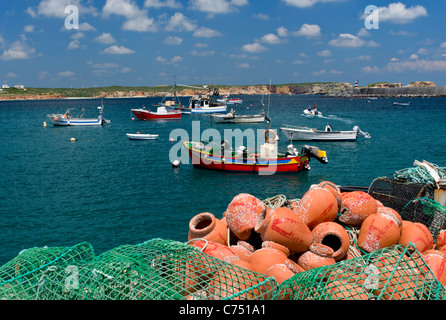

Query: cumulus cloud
[28,0,98,18]
[317,49,331,57]
[386,59,446,72]
[362,65,380,73]
[155,55,183,64]
[164,36,183,45]
[329,33,365,47]
[294,24,321,37]
[101,45,135,54]
[260,33,284,45]
[165,12,197,32]
[241,43,268,53]
[189,0,248,17]
[362,2,427,24]
[58,70,75,77]
[282,0,345,8]
[103,0,157,32]
[193,27,222,38]
[144,0,182,8]
[0,41,36,60]
[94,33,116,44]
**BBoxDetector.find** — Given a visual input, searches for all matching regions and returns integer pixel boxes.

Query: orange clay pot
[357,207,402,253]
[266,263,295,285]
[422,249,446,285]
[294,187,339,230]
[255,207,313,253]
[398,222,433,253]
[230,241,254,262]
[188,212,228,245]
[231,259,257,272]
[312,221,350,261]
[249,241,290,274]
[225,193,266,240]
[435,229,446,251]
[188,239,239,263]
[285,258,305,274]
[338,191,378,227]
[318,181,342,210]
[297,243,336,271]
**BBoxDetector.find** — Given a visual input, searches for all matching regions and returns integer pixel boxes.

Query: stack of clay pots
[186,180,446,289]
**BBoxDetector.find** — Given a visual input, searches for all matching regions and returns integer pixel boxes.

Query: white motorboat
[280,125,370,142]
[47,105,110,126]
[393,102,410,106]
[211,109,268,123]
[303,108,322,116]
[189,95,227,114]
[126,133,159,140]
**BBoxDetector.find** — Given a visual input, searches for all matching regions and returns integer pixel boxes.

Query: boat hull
[126,133,159,140]
[183,141,309,173]
[190,106,227,114]
[131,109,181,120]
[50,117,103,126]
[212,114,265,123]
[281,127,358,141]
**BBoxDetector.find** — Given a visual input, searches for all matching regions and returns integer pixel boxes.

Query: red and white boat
[131,106,181,120]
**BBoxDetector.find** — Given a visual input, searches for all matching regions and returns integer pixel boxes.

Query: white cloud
[164,36,183,45]
[386,59,446,72]
[101,45,135,54]
[190,50,215,56]
[440,42,446,49]
[362,2,428,24]
[317,49,331,57]
[237,62,251,68]
[94,33,116,44]
[24,25,35,33]
[260,33,283,45]
[329,33,365,47]
[417,48,428,55]
[155,55,183,64]
[78,23,97,31]
[282,0,345,8]
[29,0,98,18]
[0,41,36,60]
[67,40,81,50]
[165,12,197,32]
[345,55,371,62]
[103,0,157,32]
[390,30,417,37]
[357,28,370,37]
[92,62,120,69]
[312,69,326,75]
[362,66,380,73]
[193,27,222,38]
[294,24,321,37]
[121,67,132,73]
[329,69,343,74]
[277,27,288,37]
[253,13,269,20]
[391,57,399,62]
[241,43,268,53]
[189,0,248,16]
[144,0,182,8]
[58,70,75,77]
[409,53,418,60]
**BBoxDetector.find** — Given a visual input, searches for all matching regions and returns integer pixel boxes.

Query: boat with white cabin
[47,105,110,126]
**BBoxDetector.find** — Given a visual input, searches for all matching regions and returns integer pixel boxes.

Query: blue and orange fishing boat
[181,131,328,174]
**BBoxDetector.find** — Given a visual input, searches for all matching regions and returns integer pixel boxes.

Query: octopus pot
[318,181,342,210]
[266,263,295,285]
[249,241,290,274]
[294,187,339,230]
[338,191,378,227]
[188,212,228,245]
[422,249,446,285]
[312,221,350,261]
[225,193,266,241]
[297,243,336,271]
[357,207,402,253]
[255,207,313,253]
[398,222,433,253]
[230,241,255,262]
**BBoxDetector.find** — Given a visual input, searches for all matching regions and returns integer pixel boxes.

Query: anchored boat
[126,133,159,140]
[181,131,328,174]
[47,105,110,126]
[211,109,269,123]
[131,106,181,120]
[280,125,370,142]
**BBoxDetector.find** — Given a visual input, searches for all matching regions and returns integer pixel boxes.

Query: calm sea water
[0,94,445,265]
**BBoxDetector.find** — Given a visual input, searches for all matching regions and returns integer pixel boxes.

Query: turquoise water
[0,95,445,264]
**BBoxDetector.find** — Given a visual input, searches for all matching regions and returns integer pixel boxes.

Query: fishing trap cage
[0,239,277,300]
[273,244,446,300]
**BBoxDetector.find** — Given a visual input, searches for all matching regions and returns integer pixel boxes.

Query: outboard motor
[353,126,371,139]
[301,145,328,164]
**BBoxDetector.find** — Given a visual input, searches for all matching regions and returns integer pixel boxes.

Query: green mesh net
[401,197,446,241]
[273,244,446,300]
[0,242,95,300]
[0,239,277,300]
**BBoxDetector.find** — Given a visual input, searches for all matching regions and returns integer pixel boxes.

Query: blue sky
[1,0,446,88]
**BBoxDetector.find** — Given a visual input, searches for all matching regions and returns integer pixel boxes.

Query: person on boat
[307,106,312,112]
[312,103,319,115]
[285,144,298,157]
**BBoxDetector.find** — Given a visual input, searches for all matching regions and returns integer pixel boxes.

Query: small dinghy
[126,133,159,140]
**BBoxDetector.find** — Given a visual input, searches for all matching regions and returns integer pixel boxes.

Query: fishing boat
[189,95,227,114]
[131,106,181,120]
[181,130,328,174]
[280,125,370,141]
[393,102,410,106]
[211,109,269,123]
[217,95,243,105]
[126,133,159,140]
[47,105,110,126]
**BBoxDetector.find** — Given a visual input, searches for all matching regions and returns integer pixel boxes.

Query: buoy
[131,118,135,120]
[170,138,174,142]
[172,160,180,168]
[70,137,76,142]
[43,121,47,127]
